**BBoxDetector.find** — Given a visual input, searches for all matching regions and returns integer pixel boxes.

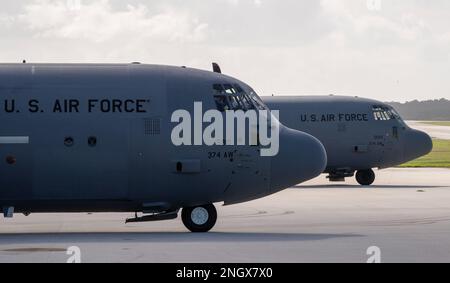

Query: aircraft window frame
[384,111,392,120]
[234,84,244,93]
[374,111,382,121]
[225,84,246,110]
[373,105,399,122]
[214,95,231,112]
[389,108,402,120]
[234,84,256,111]
[212,83,268,112]
[228,95,242,110]
[247,90,267,110]
[213,84,225,95]
[388,107,407,126]
[223,84,236,95]
[232,95,247,111]
[241,94,256,110]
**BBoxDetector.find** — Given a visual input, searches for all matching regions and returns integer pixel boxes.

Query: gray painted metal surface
[0,64,327,218]
[263,95,433,175]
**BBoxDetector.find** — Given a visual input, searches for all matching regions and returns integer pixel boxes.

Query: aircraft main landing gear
[356,169,375,186]
[182,204,217,233]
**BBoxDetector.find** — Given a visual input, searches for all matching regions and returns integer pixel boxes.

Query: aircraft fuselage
[263,95,433,185]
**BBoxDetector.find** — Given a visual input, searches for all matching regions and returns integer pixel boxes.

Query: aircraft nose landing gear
[356,169,376,186]
[182,204,217,233]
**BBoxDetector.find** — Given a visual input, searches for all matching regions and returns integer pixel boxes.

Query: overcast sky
[0,0,449,102]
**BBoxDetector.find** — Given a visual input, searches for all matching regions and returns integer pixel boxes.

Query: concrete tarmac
[0,168,450,263]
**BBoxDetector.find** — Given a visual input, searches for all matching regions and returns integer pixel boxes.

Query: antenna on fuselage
[212,62,222,74]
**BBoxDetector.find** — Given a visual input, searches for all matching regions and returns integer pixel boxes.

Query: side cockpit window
[234,84,255,110]
[247,90,267,110]
[212,83,267,112]
[213,84,229,112]
[224,84,243,110]
[372,105,400,121]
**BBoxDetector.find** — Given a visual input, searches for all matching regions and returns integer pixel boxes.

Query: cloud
[17,0,208,43]
[320,0,431,45]
[0,15,15,28]
[0,0,449,102]
[225,0,262,6]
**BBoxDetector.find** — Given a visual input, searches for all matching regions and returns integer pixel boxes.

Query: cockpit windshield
[213,83,267,112]
[372,105,403,122]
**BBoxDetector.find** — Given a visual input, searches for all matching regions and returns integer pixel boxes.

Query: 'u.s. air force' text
[1,99,149,114]
[300,113,369,123]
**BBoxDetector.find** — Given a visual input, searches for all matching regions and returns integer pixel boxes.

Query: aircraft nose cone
[270,127,327,192]
[404,129,433,161]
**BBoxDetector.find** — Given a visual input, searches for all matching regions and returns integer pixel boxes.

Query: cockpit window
[212,83,268,112]
[390,108,402,120]
[247,90,267,110]
[223,84,236,94]
[372,105,401,121]
[214,95,229,112]
[213,84,225,94]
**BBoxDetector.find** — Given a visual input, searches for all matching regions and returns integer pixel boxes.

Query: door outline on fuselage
[0,140,33,201]
[128,116,167,201]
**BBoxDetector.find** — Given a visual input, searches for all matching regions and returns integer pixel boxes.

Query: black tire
[356,169,376,186]
[182,204,217,233]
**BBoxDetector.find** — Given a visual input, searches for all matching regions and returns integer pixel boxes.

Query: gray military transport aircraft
[0,62,327,232]
[263,95,433,186]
